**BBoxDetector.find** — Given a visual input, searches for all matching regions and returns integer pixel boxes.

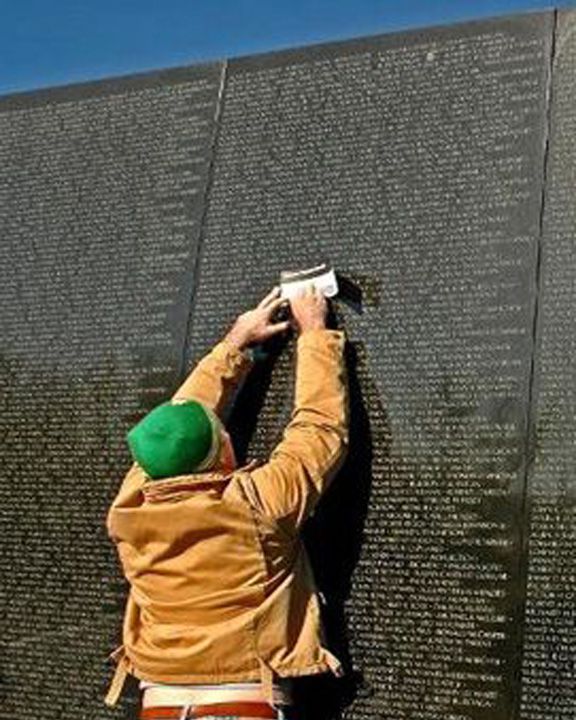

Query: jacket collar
[141,459,261,504]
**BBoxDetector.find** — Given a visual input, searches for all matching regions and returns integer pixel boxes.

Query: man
[106,285,349,720]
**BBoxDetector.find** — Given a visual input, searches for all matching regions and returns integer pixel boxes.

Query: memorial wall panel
[0,9,574,720]
[0,65,224,718]
[184,13,554,720]
[519,11,576,720]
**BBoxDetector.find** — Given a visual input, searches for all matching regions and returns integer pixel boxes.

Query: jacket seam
[233,479,273,666]
[236,472,294,542]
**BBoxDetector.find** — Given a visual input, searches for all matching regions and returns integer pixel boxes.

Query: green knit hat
[127,400,223,480]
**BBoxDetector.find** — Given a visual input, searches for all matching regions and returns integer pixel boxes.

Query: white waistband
[140,680,293,708]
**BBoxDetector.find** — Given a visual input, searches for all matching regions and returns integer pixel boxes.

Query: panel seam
[511,10,558,720]
[178,60,229,382]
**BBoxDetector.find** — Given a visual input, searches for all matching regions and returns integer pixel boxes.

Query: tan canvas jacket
[105,328,349,706]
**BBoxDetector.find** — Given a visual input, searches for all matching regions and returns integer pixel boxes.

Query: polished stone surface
[0,10,573,720]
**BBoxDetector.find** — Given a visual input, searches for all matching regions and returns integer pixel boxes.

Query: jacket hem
[130,667,263,685]
[124,656,340,685]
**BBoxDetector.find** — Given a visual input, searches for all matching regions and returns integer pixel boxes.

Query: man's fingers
[258,286,281,308]
[294,284,319,298]
[265,296,290,314]
[265,320,291,336]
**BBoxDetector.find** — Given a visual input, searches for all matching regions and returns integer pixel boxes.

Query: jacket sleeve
[238,329,349,531]
[171,338,254,419]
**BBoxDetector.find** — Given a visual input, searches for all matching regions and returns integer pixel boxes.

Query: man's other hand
[225,287,291,350]
[289,285,327,335]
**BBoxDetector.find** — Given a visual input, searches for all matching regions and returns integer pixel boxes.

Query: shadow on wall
[296,338,383,720]
[228,306,389,720]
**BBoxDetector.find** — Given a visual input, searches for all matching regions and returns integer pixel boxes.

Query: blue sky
[0,0,571,96]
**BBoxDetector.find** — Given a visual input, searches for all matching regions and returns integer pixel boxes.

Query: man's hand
[225,287,291,350]
[290,285,328,334]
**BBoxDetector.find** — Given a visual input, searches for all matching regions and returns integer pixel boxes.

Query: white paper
[280,268,339,299]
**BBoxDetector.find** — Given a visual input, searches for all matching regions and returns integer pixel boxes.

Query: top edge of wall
[228,8,555,73]
[0,60,224,112]
[0,8,557,111]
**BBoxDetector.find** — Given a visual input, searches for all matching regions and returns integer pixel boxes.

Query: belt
[140,702,278,719]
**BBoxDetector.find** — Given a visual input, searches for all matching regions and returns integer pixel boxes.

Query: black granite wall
[0,10,573,720]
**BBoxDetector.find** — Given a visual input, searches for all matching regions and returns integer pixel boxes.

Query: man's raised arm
[172,339,254,418]
[107,288,290,537]
[235,287,349,531]
[172,287,291,419]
